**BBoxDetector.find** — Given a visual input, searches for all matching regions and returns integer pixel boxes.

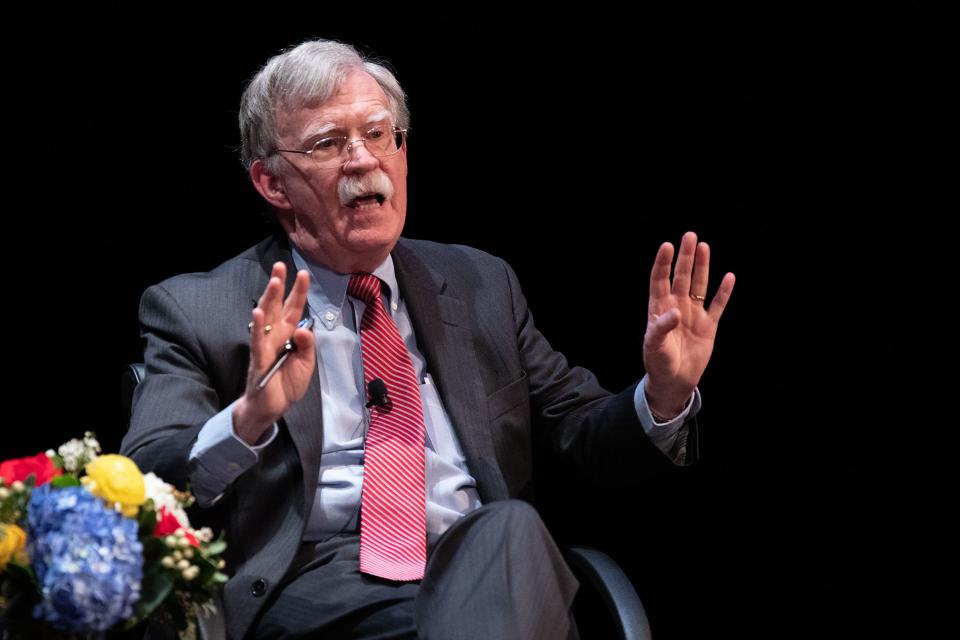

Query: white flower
[143,472,190,526]
[82,432,101,451]
[57,436,100,473]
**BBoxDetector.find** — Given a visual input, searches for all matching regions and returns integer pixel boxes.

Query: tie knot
[348,273,382,306]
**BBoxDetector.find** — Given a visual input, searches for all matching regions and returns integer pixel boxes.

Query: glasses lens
[365,124,401,157]
[391,129,405,153]
[310,136,347,167]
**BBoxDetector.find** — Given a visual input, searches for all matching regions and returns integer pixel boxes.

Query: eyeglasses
[272,124,408,168]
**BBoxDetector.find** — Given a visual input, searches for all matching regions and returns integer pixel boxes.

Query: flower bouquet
[0,433,227,639]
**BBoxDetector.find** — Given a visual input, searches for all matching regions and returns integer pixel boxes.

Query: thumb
[292,327,316,358]
[645,308,681,350]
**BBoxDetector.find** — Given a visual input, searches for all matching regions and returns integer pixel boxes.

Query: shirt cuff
[634,375,701,452]
[187,401,279,506]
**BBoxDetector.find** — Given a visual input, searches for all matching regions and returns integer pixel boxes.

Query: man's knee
[417,499,578,639]
[470,499,554,548]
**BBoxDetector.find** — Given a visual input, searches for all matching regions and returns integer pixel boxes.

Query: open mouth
[347,193,386,208]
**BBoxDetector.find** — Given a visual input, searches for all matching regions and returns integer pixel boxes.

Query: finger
[707,272,736,323]
[257,263,287,321]
[269,262,288,318]
[645,308,681,350]
[291,326,316,359]
[249,307,268,369]
[649,242,674,302]
[258,278,282,330]
[282,269,311,325]
[690,242,710,300]
[670,231,698,298]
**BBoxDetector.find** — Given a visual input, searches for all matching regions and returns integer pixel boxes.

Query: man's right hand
[233,261,316,445]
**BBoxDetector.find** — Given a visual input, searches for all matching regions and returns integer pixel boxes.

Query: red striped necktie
[348,273,426,581]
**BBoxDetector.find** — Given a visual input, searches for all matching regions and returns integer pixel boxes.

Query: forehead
[279,70,392,141]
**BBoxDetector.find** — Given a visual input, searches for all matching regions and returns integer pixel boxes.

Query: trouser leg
[251,499,579,640]
[251,534,418,640]
[415,499,580,640]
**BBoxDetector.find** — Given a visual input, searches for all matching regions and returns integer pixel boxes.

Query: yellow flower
[82,454,145,517]
[0,523,27,570]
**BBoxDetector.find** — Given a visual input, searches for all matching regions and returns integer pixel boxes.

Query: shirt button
[324,311,335,322]
[251,578,267,597]
[391,302,398,311]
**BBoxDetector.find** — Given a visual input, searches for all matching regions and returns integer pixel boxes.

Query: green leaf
[50,475,80,488]
[136,568,175,620]
[204,540,227,556]
[141,535,168,562]
[138,501,158,536]
[191,554,217,585]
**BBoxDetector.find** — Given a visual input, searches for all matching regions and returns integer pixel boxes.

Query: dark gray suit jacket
[121,232,697,640]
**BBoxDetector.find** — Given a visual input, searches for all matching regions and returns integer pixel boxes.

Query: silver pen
[255,318,315,391]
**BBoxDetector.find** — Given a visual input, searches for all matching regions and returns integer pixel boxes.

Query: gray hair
[239,39,410,171]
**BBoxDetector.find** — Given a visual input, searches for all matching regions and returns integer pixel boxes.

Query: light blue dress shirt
[188,248,700,545]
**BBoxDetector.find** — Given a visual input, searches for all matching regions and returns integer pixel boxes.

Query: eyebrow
[300,110,393,145]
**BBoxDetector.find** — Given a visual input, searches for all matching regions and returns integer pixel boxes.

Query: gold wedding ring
[690,294,706,304]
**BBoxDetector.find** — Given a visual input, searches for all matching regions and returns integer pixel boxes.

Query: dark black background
[5,4,954,637]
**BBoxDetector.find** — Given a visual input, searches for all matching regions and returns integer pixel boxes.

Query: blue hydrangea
[27,484,143,633]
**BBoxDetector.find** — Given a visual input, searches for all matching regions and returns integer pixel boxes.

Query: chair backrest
[120,363,146,430]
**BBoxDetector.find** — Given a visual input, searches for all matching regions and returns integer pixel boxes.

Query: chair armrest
[563,545,652,640]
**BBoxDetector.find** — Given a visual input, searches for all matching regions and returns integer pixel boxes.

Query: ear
[250,159,293,210]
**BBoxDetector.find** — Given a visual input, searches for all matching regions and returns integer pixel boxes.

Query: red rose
[152,507,182,536]
[0,453,62,486]
[153,507,199,546]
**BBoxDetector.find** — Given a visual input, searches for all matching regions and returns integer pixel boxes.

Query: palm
[243,263,316,421]
[643,232,735,408]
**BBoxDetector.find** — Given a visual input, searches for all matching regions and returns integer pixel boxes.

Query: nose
[341,140,379,174]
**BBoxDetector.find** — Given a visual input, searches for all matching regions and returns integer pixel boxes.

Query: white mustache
[338,170,394,206]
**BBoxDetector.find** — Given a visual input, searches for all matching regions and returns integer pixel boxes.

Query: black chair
[122,363,652,640]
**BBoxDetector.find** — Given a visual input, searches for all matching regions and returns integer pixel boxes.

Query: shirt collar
[290,245,399,331]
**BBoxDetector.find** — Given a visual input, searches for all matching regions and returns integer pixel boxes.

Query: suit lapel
[255,234,324,522]
[393,241,509,502]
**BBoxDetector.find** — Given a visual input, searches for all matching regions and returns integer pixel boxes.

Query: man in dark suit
[122,38,735,639]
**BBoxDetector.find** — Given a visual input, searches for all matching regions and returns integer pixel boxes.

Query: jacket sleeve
[121,282,243,497]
